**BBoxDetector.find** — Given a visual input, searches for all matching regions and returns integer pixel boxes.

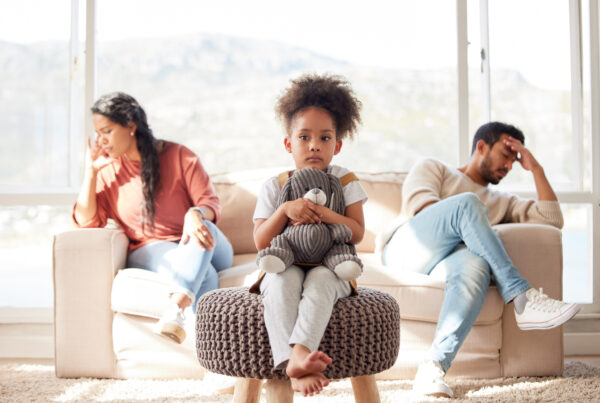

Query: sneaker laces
[527,288,565,313]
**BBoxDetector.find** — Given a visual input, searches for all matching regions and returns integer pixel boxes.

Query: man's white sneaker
[412,360,453,398]
[515,288,580,331]
[154,304,186,343]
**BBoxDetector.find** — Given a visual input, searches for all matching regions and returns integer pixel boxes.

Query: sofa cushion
[111,261,259,319]
[355,172,405,252]
[212,169,406,255]
[357,260,504,324]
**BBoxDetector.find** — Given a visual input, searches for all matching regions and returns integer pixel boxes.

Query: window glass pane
[561,204,593,304]
[96,0,458,174]
[485,0,578,192]
[0,1,72,187]
[0,206,73,307]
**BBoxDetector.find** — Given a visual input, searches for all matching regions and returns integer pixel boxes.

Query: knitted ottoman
[196,287,400,403]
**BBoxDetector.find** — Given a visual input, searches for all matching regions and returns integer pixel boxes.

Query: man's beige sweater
[377,157,564,257]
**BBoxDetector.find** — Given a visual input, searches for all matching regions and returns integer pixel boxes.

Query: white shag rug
[1,361,599,402]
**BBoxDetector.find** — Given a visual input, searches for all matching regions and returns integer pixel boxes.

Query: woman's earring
[130,132,134,136]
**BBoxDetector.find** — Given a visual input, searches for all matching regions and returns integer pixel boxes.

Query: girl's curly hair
[275,73,362,140]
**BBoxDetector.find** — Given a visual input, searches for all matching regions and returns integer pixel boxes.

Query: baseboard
[0,308,53,359]
[0,323,53,358]
[564,332,600,355]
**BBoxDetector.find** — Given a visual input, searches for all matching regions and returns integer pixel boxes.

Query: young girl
[73,92,233,344]
[252,74,367,396]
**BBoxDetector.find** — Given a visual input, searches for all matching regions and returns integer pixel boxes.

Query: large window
[0,0,598,330]
[95,0,458,174]
[0,0,76,307]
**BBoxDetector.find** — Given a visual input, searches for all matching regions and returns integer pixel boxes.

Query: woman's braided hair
[91,92,160,233]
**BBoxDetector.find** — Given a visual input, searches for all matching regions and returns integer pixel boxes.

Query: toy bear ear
[328,175,345,214]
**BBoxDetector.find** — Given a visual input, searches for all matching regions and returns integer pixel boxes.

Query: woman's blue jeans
[383,193,530,372]
[126,220,233,312]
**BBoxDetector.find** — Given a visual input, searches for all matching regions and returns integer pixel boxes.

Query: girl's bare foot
[290,373,330,396]
[286,347,332,378]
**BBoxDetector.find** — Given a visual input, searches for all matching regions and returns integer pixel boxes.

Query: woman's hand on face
[181,209,215,250]
[86,136,113,173]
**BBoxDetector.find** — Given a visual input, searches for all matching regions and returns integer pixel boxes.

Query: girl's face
[93,113,138,159]
[284,107,342,171]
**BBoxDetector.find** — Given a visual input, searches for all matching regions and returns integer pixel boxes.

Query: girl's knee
[303,267,349,298]
[263,266,304,294]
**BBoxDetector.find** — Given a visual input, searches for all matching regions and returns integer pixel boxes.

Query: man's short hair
[471,122,525,154]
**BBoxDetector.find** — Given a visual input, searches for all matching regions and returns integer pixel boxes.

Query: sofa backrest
[212,169,406,254]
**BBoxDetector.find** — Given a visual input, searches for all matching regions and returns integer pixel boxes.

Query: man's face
[479,134,519,185]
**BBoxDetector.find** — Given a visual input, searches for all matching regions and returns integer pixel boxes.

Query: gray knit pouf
[195,287,400,380]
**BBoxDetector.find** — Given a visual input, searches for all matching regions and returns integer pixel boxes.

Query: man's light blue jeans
[126,220,233,311]
[383,193,530,372]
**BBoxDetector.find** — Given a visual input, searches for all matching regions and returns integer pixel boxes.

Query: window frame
[0,0,598,353]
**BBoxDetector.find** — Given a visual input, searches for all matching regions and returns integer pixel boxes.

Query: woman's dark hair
[471,121,525,154]
[91,92,160,233]
[275,73,362,140]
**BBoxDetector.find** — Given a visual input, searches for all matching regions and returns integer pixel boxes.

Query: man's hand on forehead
[503,137,521,160]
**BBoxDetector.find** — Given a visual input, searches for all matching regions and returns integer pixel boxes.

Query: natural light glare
[94,0,457,70]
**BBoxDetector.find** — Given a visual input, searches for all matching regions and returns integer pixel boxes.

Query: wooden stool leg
[350,375,380,403]
[264,379,294,403]
[233,378,263,403]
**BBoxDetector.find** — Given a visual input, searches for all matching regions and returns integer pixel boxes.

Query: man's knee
[452,192,488,218]
[447,250,491,287]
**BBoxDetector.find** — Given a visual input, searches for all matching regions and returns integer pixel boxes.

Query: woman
[73,92,233,344]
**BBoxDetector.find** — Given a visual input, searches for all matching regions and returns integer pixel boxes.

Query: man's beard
[480,156,502,185]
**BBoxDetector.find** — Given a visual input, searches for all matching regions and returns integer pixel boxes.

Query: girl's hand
[181,209,215,250]
[284,198,322,225]
[86,136,114,173]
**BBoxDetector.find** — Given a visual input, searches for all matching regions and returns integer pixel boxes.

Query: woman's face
[93,113,138,159]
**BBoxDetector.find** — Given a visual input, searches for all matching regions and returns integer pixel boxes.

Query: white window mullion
[457,0,470,165]
[589,0,600,305]
[84,0,97,144]
[570,0,584,192]
[479,0,491,123]
[68,0,81,189]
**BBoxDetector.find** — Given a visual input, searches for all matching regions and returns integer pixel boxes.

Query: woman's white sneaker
[154,304,186,343]
[412,360,453,398]
[515,288,580,330]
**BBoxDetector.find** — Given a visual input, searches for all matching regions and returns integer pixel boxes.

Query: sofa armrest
[494,223,564,377]
[52,228,128,378]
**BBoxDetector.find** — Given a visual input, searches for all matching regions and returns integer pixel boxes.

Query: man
[380,122,579,398]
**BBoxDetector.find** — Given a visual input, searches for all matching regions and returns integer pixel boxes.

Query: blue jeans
[383,193,530,372]
[126,220,233,311]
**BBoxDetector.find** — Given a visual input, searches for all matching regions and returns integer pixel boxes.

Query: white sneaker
[154,304,186,343]
[412,360,453,398]
[515,288,580,330]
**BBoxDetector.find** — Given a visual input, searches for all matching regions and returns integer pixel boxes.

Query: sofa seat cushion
[357,256,504,324]
[111,258,259,319]
[112,312,203,379]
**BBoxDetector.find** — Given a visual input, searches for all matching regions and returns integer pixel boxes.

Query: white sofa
[53,169,565,379]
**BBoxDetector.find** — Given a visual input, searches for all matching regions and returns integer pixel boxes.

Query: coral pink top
[73,141,221,252]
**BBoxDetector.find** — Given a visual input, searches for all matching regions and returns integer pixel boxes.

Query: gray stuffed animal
[256,167,363,281]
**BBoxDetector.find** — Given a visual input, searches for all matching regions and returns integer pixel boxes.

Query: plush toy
[256,167,363,281]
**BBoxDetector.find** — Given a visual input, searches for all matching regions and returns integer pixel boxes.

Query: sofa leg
[350,375,380,403]
[264,378,293,403]
[233,377,263,403]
